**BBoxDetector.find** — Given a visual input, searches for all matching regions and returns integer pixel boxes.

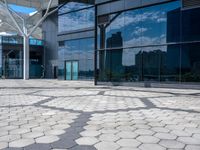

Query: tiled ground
[0,80,200,150]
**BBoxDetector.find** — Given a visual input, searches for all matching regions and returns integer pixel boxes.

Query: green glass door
[65,61,78,80]
[66,61,72,80]
[72,61,78,80]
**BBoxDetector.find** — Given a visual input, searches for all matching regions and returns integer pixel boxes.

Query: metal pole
[23,36,29,80]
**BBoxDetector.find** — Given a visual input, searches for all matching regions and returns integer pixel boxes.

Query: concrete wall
[42,11,58,79]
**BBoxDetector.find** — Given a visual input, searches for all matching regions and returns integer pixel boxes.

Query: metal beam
[23,35,29,80]
[28,0,53,37]
[1,0,57,80]
[3,0,24,36]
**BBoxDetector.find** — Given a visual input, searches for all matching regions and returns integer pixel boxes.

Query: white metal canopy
[0,0,58,80]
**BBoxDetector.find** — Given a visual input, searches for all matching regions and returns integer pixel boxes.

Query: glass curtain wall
[58,2,94,33]
[58,2,95,80]
[97,0,200,83]
[58,38,94,80]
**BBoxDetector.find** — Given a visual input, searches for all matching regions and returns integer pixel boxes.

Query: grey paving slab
[0,80,199,150]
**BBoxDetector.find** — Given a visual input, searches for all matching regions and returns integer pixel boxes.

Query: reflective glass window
[124,9,142,47]
[58,7,94,33]
[181,43,200,82]
[106,13,124,49]
[59,2,93,14]
[182,7,200,42]
[141,1,180,46]
[159,45,181,82]
[142,47,160,81]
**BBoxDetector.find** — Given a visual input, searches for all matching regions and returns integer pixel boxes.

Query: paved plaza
[0,80,200,150]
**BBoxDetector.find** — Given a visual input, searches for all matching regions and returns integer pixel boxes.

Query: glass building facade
[56,0,200,85]
[58,1,95,80]
[96,0,200,83]
[0,36,44,79]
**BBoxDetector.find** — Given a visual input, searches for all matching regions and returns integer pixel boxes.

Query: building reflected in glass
[96,0,200,83]
[57,0,200,84]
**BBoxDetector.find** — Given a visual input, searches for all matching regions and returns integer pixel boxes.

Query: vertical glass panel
[106,13,124,48]
[97,50,106,81]
[181,43,200,82]
[163,1,181,43]
[141,5,163,45]
[66,61,72,80]
[58,61,64,80]
[182,7,200,42]
[160,45,181,82]
[122,48,142,82]
[104,49,124,81]
[124,9,142,47]
[142,47,160,81]
[72,61,78,80]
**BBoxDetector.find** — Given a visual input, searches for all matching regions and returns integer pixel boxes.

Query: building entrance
[65,61,78,80]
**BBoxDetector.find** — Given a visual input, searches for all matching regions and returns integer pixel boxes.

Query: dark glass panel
[181,43,200,82]
[97,48,143,82]
[182,7,200,42]
[106,13,124,49]
[58,61,65,80]
[159,45,181,82]
[122,48,142,82]
[142,47,160,81]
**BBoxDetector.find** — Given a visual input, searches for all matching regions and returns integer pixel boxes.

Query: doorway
[65,61,78,80]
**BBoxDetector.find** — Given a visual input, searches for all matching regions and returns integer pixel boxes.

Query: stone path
[0,80,199,150]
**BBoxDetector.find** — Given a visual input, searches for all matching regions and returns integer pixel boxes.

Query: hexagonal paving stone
[75,137,99,145]
[139,143,166,150]
[52,124,70,130]
[117,131,138,139]
[177,137,200,145]
[193,134,200,139]
[185,145,200,150]
[9,139,35,148]
[45,129,65,136]
[170,130,192,137]
[100,129,119,134]
[84,125,102,131]
[99,134,120,142]
[116,139,141,147]
[94,141,120,150]
[155,133,177,140]
[0,134,20,142]
[35,135,59,143]
[0,142,8,149]
[0,131,8,137]
[0,125,18,131]
[80,131,101,137]
[137,136,160,143]
[151,127,170,133]
[10,128,30,134]
[119,148,140,150]
[159,140,185,149]
[135,129,154,135]
[22,131,44,139]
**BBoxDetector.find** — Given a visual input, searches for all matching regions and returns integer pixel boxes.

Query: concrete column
[23,36,29,80]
